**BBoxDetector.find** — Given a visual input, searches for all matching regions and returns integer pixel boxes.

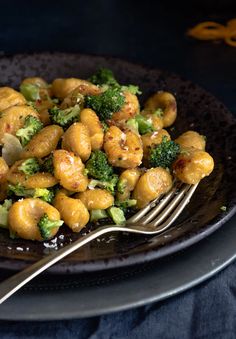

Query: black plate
[0,52,235,273]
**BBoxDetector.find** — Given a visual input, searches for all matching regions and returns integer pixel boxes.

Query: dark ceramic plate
[0,53,235,273]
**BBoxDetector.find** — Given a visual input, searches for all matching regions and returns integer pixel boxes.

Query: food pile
[0,69,214,241]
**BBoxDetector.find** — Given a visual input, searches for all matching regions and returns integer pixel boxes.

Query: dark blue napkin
[1,260,236,338]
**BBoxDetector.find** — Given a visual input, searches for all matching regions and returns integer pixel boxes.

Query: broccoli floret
[149,136,180,169]
[38,213,63,240]
[16,116,43,147]
[115,199,137,212]
[101,121,109,132]
[117,178,128,194]
[153,108,164,117]
[41,155,54,174]
[7,183,34,197]
[88,175,118,194]
[126,118,139,134]
[86,150,114,181]
[18,158,41,176]
[20,83,40,101]
[107,207,126,225]
[7,184,54,203]
[121,85,142,95]
[89,68,141,96]
[89,68,119,87]
[49,104,82,128]
[0,199,12,228]
[85,87,125,121]
[33,188,54,203]
[90,209,108,223]
[135,114,154,135]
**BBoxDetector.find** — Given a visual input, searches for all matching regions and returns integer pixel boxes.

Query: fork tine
[137,184,182,225]
[126,183,179,224]
[148,184,191,226]
[152,183,198,228]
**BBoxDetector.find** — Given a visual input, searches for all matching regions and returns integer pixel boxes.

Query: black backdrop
[0,0,235,111]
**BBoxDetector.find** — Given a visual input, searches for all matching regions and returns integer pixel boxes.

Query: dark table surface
[0,1,236,338]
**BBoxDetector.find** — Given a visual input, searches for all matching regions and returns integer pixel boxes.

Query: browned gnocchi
[53,149,88,192]
[61,122,91,162]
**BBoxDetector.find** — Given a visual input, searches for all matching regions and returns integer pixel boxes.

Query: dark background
[0,1,236,338]
[0,0,235,112]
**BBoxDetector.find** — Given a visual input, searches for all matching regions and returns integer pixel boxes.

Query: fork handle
[0,225,127,304]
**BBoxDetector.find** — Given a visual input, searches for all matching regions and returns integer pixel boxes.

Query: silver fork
[0,182,198,304]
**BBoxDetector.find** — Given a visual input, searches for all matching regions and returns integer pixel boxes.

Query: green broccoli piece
[0,199,12,228]
[101,121,109,132]
[89,68,141,96]
[38,213,64,240]
[85,87,125,121]
[149,136,180,169]
[49,104,82,128]
[89,68,119,87]
[135,114,154,134]
[153,108,164,117]
[7,183,34,197]
[90,209,108,223]
[121,85,142,95]
[18,158,41,176]
[7,184,54,203]
[115,199,137,212]
[86,150,114,181]
[16,116,43,147]
[88,175,118,194]
[126,118,139,134]
[41,155,54,174]
[107,207,126,225]
[20,83,40,101]
[33,188,55,203]
[117,178,128,195]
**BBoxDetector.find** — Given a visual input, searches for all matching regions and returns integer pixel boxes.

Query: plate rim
[0,213,235,321]
[0,51,235,273]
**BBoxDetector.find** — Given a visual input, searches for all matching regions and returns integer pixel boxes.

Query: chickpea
[0,105,38,144]
[116,168,141,201]
[172,148,214,184]
[111,91,139,124]
[62,122,91,162]
[0,157,9,184]
[144,91,177,127]
[21,125,63,159]
[51,78,101,99]
[53,150,88,192]
[80,108,104,150]
[104,126,143,168]
[0,87,26,111]
[141,129,171,160]
[54,191,89,232]
[8,198,61,241]
[7,160,58,188]
[175,131,206,151]
[132,168,173,208]
[76,189,114,210]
